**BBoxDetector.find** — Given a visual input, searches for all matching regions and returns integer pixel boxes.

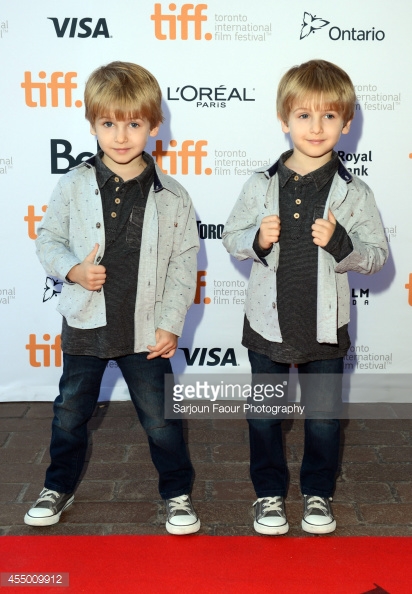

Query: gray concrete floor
[1,401,412,536]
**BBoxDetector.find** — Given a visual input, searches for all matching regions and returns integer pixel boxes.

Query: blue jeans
[248,350,342,498]
[45,353,193,499]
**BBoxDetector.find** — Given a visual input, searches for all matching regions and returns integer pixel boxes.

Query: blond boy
[223,60,387,534]
[24,62,200,534]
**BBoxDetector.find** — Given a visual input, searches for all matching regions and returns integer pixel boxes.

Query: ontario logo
[300,12,329,39]
[299,11,385,41]
[43,277,63,302]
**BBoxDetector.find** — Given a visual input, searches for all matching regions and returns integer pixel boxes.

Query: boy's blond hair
[277,59,356,125]
[84,61,164,128]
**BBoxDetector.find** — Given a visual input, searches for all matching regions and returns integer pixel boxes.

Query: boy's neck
[284,149,333,176]
[101,153,147,181]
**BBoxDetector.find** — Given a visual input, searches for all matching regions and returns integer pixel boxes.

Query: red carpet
[0,536,410,593]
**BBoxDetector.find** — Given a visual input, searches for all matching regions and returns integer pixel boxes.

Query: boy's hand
[258,215,281,249]
[312,210,336,247]
[147,329,178,359]
[66,243,106,291]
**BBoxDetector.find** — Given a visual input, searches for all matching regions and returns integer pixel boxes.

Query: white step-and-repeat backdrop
[0,0,410,402]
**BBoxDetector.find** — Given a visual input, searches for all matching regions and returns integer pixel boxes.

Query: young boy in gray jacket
[223,59,388,535]
[24,61,200,535]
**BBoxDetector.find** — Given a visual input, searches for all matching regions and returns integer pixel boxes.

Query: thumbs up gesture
[66,244,106,291]
[311,210,336,247]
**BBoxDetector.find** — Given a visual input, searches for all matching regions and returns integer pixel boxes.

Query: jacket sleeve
[334,180,388,275]
[222,175,269,263]
[35,178,81,281]
[156,189,200,336]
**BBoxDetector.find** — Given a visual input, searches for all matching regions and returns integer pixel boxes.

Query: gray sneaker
[253,496,289,535]
[24,488,74,527]
[165,494,200,535]
[302,495,336,534]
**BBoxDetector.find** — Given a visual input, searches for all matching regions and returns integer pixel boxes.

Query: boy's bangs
[292,91,342,113]
[94,98,146,122]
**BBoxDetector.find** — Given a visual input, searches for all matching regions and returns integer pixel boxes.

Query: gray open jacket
[36,159,199,353]
[222,159,388,344]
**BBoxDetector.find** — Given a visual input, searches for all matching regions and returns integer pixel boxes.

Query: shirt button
[95,189,99,195]
[96,256,101,262]
[294,213,300,219]
[295,199,302,205]
[116,187,120,192]
[111,212,117,218]
[294,175,299,181]
[115,198,121,204]
[272,302,277,309]
[114,177,120,182]
[96,222,101,228]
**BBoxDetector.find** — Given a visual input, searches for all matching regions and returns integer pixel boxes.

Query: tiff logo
[151,3,212,40]
[47,17,110,38]
[21,71,82,107]
[194,270,210,304]
[26,334,62,367]
[25,205,47,240]
[152,140,211,175]
[405,274,412,306]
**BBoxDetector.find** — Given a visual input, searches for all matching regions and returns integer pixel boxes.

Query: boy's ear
[342,119,352,135]
[278,112,289,134]
[149,123,160,138]
[90,122,97,136]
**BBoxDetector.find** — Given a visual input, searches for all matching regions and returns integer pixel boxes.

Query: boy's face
[90,114,159,170]
[279,101,351,168]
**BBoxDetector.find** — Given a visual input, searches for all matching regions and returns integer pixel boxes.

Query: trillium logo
[43,277,62,302]
[300,12,329,39]
[299,12,386,41]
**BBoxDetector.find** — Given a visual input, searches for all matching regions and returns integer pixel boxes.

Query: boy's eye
[103,122,113,128]
[299,113,309,119]
[324,113,335,119]
[130,122,139,128]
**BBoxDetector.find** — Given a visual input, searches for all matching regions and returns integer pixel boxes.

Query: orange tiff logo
[21,71,82,107]
[151,3,212,40]
[152,140,211,175]
[194,270,210,304]
[405,274,412,306]
[25,205,47,240]
[26,334,62,367]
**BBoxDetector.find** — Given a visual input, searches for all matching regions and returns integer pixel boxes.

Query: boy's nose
[115,128,128,143]
[310,118,323,133]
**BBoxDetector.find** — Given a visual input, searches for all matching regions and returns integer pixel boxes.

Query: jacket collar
[256,155,353,183]
[72,153,177,195]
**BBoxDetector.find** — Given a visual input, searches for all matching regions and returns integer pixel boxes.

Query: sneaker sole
[301,518,336,534]
[254,520,289,536]
[24,496,74,527]
[166,518,200,535]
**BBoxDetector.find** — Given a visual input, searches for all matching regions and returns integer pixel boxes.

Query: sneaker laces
[168,495,192,515]
[36,489,60,505]
[254,496,283,514]
[305,495,331,515]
